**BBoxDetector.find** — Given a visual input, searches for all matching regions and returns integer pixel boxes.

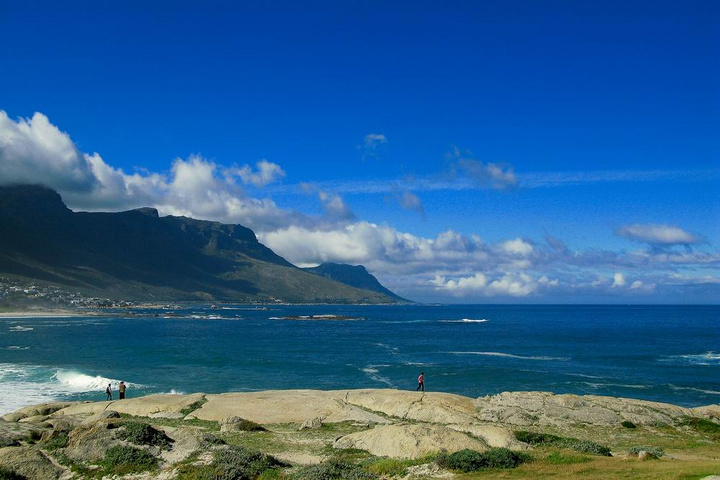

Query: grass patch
[436,448,531,472]
[99,445,158,476]
[227,419,267,432]
[43,431,69,450]
[296,458,377,480]
[180,398,208,416]
[118,421,173,449]
[515,431,612,456]
[621,420,637,429]
[628,446,665,458]
[546,451,592,465]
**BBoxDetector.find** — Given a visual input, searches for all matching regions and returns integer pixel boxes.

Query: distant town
[0,277,136,310]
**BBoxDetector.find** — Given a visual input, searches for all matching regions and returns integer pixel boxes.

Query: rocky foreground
[1,389,719,479]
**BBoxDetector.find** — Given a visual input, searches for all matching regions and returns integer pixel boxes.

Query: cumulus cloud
[446,145,517,190]
[225,160,285,187]
[1,111,718,302]
[616,223,698,246]
[0,111,98,192]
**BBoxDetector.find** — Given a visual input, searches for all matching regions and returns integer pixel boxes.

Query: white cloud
[1,111,718,303]
[358,133,387,160]
[226,159,285,187]
[0,111,97,192]
[446,146,518,190]
[616,223,698,246]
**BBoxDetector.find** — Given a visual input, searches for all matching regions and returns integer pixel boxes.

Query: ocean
[1,304,718,415]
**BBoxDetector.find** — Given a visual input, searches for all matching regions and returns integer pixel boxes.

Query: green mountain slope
[0,185,403,303]
[303,263,408,302]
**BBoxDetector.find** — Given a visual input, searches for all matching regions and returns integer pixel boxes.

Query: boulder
[0,447,66,480]
[0,421,39,447]
[299,417,324,430]
[346,389,478,424]
[19,415,49,424]
[80,410,120,426]
[65,422,122,462]
[54,393,206,418]
[446,424,527,450]
[333,424,487,459]
[188,390,388,425]
[1,412,27,423]
[475,391,695,427]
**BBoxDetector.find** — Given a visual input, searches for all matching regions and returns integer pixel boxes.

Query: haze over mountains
[0,185,406,303]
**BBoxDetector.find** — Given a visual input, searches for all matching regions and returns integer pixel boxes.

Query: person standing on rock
[105,383,113,400]
[416,372,425,392]
[119,381,127,399]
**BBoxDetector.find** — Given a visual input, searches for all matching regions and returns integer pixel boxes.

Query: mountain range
[0,185,406,304]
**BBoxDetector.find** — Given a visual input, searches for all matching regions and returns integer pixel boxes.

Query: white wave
[54,370,143,392]
[439,318,489,323]
[9,326,34,332]
[668,385,720,395]
[4,346,30,350]
[0,364,142,415]
[403,361,435,366]
[661,352,720,366]
[359,365,395,388]
[584,382,650,390]
[448,351,569,361]
[164,389,185,395]
[567,373,605,379]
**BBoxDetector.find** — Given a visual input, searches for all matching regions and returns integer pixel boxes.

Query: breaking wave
[448,351,570,361]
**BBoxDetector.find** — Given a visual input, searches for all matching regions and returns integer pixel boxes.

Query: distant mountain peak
[0,185,405,304]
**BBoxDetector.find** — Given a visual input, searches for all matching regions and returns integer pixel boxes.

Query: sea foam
[448,351,569,361]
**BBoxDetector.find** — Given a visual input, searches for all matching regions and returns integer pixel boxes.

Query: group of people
[104,381,127,400]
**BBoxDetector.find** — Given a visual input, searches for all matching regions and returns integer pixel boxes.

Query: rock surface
[334,424,487,459]
[0,446,67,480]
[475,391,698,427]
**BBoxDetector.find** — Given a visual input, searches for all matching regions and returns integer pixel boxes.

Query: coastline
[1,388,718,479]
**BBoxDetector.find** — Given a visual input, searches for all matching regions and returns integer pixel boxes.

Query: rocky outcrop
[334,424,487,459]
[475,391,698,427]
[53,393,206,418]
[0,447,67,480]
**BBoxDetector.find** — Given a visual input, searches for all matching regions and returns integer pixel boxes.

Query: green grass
[42,431,69,450]
[515,431,612,456]
[680,417,720,437]
[546,451,592,465]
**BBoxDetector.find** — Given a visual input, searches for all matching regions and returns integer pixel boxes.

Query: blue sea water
[0,304,718,414]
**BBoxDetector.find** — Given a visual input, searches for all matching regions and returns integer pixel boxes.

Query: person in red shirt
[416,372,425,392]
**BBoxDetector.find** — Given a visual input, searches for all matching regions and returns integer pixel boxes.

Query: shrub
[236,419,267,432]
[296,459,377,480]
[180,398,208,416]
[101,445,158,475]
[681,417,720,435]
[436,448,530,472]
[621,420,636,429]
[0,466,26,480]
[213,445,287,480]
[514,431,611,456]
[628,446,664,458]
[546,451,591,465]
[118,421,172,449]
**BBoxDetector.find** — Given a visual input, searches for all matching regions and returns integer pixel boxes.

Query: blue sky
[1,0,718,303]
